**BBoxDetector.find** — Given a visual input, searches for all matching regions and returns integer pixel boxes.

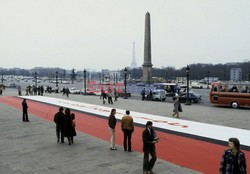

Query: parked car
[80,88,96,95]
[69,87,81,94]
[173,92,202,103]
[191,82,203,89]
[152,89,166,101]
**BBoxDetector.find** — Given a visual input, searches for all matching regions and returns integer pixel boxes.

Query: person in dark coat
[70,113,77,144]
[22,99,29,122]
[141,88,146,100]
[142,121,159,174]
[108,109,117,150]
[54,107,65,143]
[65,87,70,98]
[64,108,74,145]
[220,137,246,174]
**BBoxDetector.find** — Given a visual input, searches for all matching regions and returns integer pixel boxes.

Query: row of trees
[129,62,250,81]
[1,61,250,81]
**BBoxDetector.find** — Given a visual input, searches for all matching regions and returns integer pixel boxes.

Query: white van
[152,89,166,101]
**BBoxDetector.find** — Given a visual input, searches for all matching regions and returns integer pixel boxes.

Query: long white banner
[20,96,250,147]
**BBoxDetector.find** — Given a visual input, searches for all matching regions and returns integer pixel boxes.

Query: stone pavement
[0,103,200,174]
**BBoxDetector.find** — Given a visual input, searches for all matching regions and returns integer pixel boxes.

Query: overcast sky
[1,0,250,71]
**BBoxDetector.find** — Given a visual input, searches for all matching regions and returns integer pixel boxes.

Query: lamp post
[123,68,128,99]
[185,65,191,105]
[248,72,250,82]
[1,74,3,85]
[84,69,87,95]
[34,72,37,88]
[56,71,58,87]
[207,71,210,89]
[224,71,226,81]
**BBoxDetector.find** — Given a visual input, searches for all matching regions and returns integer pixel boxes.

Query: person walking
[22,99,29,122]
[220,137,246,174]
[173,95,182,118]
[121,110,134,152]
[114,88,118,101]
[108,109,117,150]
[142,121,159,174]
[65,87,70,98]
[54,107,65,143]
[18,86,22,96]
[64,108,74,145]
[70,113,77,144]
[107,88,113,104]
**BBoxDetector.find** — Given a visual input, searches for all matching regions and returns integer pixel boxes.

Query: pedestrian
[54,107,65,143]
[114,88,118,101]
[220,137,246,174]
[40,85,44,96]
[64,108,74,145]
[173,96,182,118]
[141,88,146,100]
[65,87,70,98]
[18,86,22,96]
[121,110,134,152]
[107,88,113,104]
[70,113,77,144]
[108,109,117,150]
[0,85,3,95]
[101,89,107,104]
[22,99,29,122]
[143,121,159,174]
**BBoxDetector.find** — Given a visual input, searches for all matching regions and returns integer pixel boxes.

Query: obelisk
[142,12,153,84]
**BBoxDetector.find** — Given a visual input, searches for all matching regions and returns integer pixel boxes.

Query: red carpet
[1,96,249,174]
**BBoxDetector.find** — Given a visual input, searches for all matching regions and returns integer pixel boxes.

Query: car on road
[173,91,202,103]
[69,87,81,94]
[152,89,166,101]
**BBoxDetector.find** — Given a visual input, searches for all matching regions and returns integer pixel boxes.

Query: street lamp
[207,71,210,89]
[248,72,250,82]
[185,65,191,105]
[56,71,58,87]
[224,71,226,81]
[84,69,87,95]
[34,72,37,88]
[1,74,3,85]
[123,68,128,99]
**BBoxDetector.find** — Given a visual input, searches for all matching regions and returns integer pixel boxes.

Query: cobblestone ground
[0,100,201,174]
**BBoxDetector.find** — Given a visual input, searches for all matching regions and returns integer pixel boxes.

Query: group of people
[108,109,159,174]
[25,85,44,96]
[53,107,77,145]
[61,87,70,97]
[108,108,247,174]
[21,99,247,174]
[101,88,118,104]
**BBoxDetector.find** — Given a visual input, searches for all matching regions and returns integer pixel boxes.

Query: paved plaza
[0,88,249,173]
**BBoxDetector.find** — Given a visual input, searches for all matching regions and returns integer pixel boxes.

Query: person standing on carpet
[142,121,158,174]
[22,99,29,122]
[121,110,134,152]
[54,107,65,143]
[108,109,117,150]
[220,137,246,174]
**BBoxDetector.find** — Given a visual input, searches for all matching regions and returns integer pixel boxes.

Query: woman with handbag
[173,96,182,118]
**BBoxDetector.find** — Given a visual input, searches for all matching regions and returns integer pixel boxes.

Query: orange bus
[210,82,250,108]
